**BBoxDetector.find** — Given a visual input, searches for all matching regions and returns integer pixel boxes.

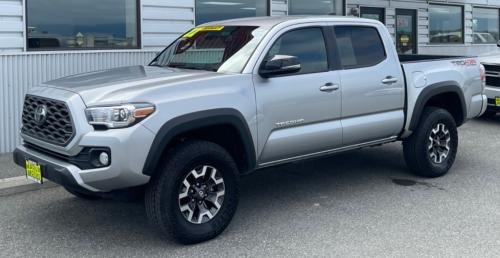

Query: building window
[27,0,139,50]
[429,4,464,44]
[289,0,344,15]
[195,0,268,25]
[360,7,385,24]
[473,7,499,44]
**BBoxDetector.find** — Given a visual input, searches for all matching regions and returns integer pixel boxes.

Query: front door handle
[320,83,339,92]
[382,76,398,84]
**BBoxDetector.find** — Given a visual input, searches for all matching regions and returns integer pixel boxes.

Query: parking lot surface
[0,118,499,257]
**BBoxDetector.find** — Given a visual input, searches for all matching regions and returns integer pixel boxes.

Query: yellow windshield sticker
[183,25,225,38]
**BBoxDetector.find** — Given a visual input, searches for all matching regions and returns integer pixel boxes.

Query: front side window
[265,28,328,74]
[429,4,464,44]
[473,8,499,44]
[289,0,344,15]
[195,0,268,25]
[334,26,386,69]
[27,0,139,50]
[151,26,268,74]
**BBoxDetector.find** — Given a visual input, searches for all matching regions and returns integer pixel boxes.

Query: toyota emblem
[34,105,48,126]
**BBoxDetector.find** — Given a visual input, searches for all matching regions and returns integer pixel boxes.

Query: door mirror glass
[259,55,301,78]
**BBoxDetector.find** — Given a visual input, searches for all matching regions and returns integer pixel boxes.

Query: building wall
[347,0,500,55]
[141,0,195,50]
[0,0,23,52]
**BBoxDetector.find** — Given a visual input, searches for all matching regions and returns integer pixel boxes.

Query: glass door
[396,9,417,54]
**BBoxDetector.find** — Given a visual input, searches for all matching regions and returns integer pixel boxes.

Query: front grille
[483,64,500,72]
[21,95,75,146]
[486,76,500,88]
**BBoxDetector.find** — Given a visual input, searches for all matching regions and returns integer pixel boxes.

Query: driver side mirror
[497,40,500,47]
[259,55,301,78]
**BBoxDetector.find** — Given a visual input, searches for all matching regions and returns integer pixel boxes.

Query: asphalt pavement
[0,118,499,257]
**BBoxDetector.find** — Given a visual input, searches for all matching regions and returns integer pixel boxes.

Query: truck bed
[399,54,469,63]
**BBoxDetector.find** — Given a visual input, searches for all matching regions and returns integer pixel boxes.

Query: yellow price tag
[183,26,225,38]
[496,97,500,106]
[25,160,42,184]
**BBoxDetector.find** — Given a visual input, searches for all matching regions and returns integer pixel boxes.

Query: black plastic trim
[13,148,84,192]
[142,108,256,176]
[409,81,467,131]
[24,142,111,170]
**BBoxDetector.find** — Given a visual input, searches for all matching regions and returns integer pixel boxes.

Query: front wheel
[403,107,458,178]
[145,140,239,244]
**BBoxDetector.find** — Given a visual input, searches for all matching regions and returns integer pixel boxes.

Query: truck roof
[203,15,382,28]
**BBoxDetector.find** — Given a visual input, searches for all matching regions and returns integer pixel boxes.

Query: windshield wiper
[149,63,164,68]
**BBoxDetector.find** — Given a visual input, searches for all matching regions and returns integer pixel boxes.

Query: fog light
[98,152,109,166]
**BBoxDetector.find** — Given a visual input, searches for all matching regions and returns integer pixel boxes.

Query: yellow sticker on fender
[183,26,225,38]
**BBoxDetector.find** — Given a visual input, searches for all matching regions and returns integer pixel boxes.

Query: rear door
[253,25,343,165]
[333,25,405,145]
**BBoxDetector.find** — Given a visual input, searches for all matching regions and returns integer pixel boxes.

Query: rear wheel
[145,140,239,244]
[403,107,458,178]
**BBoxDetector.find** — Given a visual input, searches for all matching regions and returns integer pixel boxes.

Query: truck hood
[42,65,227,105]
[479,52,500,64]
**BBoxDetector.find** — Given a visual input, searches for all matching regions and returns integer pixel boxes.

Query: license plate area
[25,159,43,184]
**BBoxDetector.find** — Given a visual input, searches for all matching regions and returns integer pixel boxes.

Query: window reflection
[289,0,344,15]
[27,0,138,50]
[195,0,268,25]
[473,8,499,44]
[429,4,463,44]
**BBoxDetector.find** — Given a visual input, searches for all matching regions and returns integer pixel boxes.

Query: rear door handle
[382,76,398,84]
[320,83,339,92]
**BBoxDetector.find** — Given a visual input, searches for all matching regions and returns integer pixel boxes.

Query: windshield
[150,25,268,73]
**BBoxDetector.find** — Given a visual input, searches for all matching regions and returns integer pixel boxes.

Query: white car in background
[479,46,500,116]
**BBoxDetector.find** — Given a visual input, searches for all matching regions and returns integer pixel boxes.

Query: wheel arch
[142,108,256,177]
[409,81,467,131]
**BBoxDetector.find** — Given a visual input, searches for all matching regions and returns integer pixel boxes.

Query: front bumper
[14,123,155,192]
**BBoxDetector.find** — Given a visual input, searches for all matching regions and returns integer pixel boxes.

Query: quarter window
[429,4,464,44]
[195,0,268,25]
[473,8,499,44]
[265,28,328,75]
[334,26,386,69]
[27,0,139,50]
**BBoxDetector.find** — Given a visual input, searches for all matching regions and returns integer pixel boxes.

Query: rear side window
[334,26,386,69]
[265,27,328,74]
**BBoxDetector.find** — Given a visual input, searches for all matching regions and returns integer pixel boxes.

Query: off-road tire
[403,107,458,178]
[145,140,239,244]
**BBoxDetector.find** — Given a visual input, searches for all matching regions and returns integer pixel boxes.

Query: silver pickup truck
[14,16,487,244]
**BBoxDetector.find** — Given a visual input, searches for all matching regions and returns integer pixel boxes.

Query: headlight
[85,103,155,129]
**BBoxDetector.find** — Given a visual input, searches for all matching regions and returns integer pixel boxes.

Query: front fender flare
[142,108,256,176]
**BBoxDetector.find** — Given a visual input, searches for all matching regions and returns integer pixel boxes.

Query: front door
[253,26,343,165]
[396,9,417,54]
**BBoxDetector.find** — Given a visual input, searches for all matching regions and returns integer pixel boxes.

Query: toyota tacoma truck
[13,16,487,244]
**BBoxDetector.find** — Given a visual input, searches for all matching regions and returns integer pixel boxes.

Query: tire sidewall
[415,109,458,176]
[157,143,239,242]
